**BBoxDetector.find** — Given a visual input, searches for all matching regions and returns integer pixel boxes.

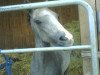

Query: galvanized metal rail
[0,45,91,54]
[0,0,99,75]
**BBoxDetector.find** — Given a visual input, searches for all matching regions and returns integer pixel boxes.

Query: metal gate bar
[0,45,91,54]
[0,0,99,75]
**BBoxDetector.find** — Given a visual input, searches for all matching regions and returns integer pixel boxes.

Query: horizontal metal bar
[0,0,91,12]
[0,45,91,54]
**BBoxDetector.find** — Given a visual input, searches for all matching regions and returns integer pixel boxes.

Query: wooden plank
[82,51,100,75]
[81,51,100,58]
[96,0,100,74]
[79,0,96,45]
[96,0,100,51]
[96,0,100,11]
[78,0,96,75]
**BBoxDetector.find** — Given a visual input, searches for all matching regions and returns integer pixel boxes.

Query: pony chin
[50,42,73,47]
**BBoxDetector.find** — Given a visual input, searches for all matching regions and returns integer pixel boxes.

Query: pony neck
[35,34,50,47]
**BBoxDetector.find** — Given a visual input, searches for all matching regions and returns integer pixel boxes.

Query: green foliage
[0,53,32,75]
[11,53,32,75]
[64,21,83,75]
[64,21,81,45]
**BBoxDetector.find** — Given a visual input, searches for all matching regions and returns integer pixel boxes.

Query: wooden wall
[0,0,78,49]
[0,0,37,49]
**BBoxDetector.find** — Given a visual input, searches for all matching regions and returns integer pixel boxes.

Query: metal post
[5,55,13,75]
[0,0,99,75]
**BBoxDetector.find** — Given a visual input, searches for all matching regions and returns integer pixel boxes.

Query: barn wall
[0,0,36,49]
[51,5,78,24]
[0,0,78,49]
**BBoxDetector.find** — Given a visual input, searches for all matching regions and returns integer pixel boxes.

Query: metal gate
[0,0,99,75]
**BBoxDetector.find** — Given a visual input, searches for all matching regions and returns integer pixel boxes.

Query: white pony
[29,8,74,75]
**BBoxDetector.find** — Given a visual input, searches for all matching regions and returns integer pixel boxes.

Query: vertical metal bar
[5,55,13,75]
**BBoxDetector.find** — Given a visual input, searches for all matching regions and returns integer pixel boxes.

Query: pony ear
[23,0,36,16]
[23,0,30,3]
[23,0,35,25]
[26,9,33,25]
[23,0,33,16]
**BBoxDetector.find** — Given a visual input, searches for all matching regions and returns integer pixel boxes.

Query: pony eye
[34,20,42,24]
[58,16,60,19]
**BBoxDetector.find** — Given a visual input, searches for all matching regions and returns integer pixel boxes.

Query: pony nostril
[59,36,68,41]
